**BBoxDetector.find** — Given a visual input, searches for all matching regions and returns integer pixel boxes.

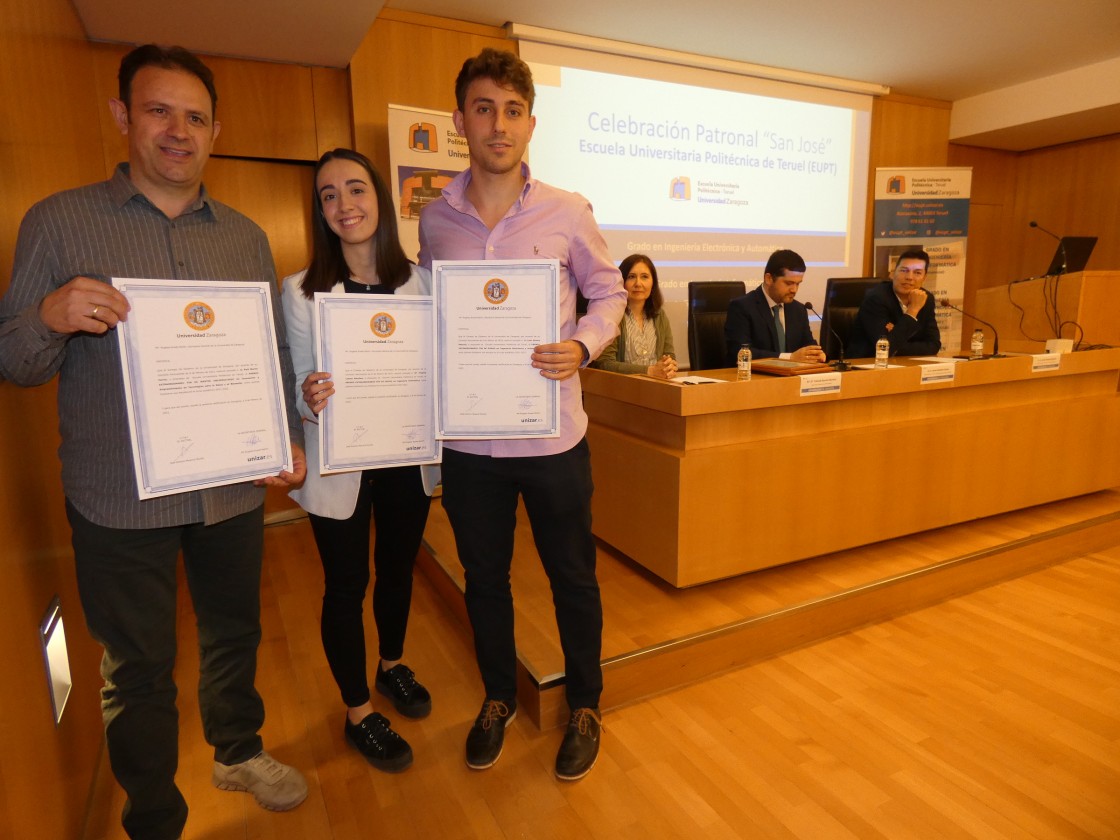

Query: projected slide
[529,65,859,274]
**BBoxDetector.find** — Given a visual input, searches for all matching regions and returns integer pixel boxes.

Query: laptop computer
[1045,236,1097,275]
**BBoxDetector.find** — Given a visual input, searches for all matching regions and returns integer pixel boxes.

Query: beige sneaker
[212,750,308,811]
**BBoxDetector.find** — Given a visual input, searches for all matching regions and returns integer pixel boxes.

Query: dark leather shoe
[555,707,602,781]
[344,712,413,773]
[375,663,432,719]
[465,698,517,770]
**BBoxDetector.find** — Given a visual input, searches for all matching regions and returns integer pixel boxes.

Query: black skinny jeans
[68,501,265,840]
[307,465,431,708]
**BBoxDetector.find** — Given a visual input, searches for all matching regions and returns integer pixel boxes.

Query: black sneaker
[555,707,602,781]
[465,698,517,770]
[375,663,432,719]
[344,712,413,773]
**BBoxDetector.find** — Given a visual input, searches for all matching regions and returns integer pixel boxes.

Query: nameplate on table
[1030,353,1061,373]
[799,372,841,397]
[918,362,956,384]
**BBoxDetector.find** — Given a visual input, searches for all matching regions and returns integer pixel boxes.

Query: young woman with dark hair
[282,149,438,773]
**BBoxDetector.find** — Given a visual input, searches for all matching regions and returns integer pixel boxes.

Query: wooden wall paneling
[0,2,116,838]
[870,95,952,169]
[947,143,1021,317]
[1011,148,1088,281]
[204,156,315,283]
[350,10,510,178]
[949,136,1120,303]
[1009,134,1120,283]
[948,143,1017,206]
[196,53,320,161]
[0,22,109,274]
[1069,136,1120,272]
[312,66,354,156]
[0,390,96,840]
[864,94,952,274]
[91,44,130,180]
[956,203,1003,348]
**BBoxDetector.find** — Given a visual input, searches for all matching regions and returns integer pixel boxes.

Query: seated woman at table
[591,253,678,378]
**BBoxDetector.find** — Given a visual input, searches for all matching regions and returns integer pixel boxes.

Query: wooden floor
[424,487,1120,728]
[82,494,1120,839]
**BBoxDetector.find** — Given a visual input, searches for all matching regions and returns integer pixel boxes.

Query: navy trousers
[441,439,603,711]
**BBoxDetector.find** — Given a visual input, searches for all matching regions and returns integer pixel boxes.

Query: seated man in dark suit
[724,249,827,364]
[847,249,941,358]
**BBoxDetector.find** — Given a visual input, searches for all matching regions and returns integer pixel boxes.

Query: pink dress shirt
[419,163,626,457]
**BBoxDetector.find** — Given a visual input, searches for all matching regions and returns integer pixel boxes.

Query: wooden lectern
[973,270,1119,353]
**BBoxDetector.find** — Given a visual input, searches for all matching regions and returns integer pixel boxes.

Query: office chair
[819,277,879,360]
[687,280,746,369]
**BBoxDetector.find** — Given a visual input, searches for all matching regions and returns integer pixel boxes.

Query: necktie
[773,304,786,353]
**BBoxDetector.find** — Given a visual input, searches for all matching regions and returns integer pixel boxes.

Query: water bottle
[736,343,752,381]
[874,336,889,368]
[970,328,984,359]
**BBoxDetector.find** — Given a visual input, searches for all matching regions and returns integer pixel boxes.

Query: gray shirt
[0,164,303,528]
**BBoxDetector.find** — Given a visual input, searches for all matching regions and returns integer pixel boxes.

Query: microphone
[1029,219,1061,241]
[1030,220,1067,274]
[939,298,1002,358]
[804,301,851,371]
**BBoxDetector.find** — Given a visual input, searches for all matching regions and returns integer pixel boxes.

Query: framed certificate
[314,293,440,473]
[113,278,293,499]
[433,260,560,439]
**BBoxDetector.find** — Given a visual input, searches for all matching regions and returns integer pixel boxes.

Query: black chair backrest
[687,281,746,370]
[820,277,879,360]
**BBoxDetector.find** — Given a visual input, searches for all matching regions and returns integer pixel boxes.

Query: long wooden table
[581,349,1120,586]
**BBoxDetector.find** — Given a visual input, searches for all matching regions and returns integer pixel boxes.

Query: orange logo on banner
[409,122,438,153]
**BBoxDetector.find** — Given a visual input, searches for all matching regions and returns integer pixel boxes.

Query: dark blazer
[846,280,941,358]
[724,286,815,364]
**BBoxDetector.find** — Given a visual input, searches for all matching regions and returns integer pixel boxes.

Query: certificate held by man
[433,260,560,439]
[314,293,440,473]
[113,278,293,499]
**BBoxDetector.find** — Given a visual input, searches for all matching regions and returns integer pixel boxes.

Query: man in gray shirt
[0,45,307,840]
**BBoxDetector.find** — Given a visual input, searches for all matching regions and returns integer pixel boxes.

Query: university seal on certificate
[183,301,215,331]
[483,278,510,305]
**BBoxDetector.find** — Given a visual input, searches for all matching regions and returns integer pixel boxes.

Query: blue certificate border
[316,295,441,471]
[433,260,560,438]
[116,280,291,496]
